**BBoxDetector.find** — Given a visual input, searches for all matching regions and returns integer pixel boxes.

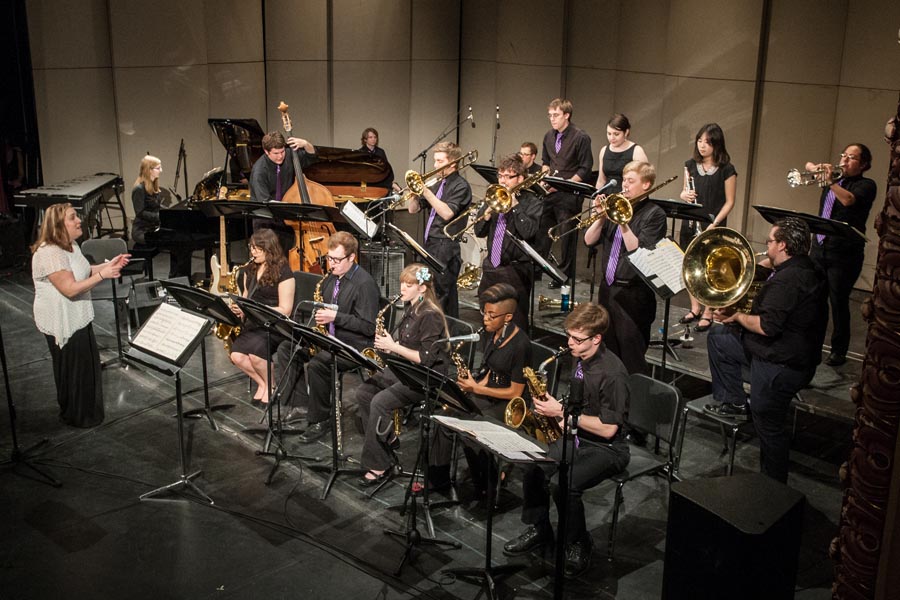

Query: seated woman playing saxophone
[355,264,450,487]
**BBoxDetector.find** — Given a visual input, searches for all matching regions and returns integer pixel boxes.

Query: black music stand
[385,222,447,275]
[472,164,499,185]
[542,177,598,299]
[266,201,348,270]
[649,197,713,243]
[230,296,320,484]
[507,232,567,334]
[286,323,381,499]
[161,282,238,430]
[754,205,868,243]
[126,304,214,504]
[197,199,271,252]
[437,417,550,600]
[0,322,61,487]
[381,355,478,574]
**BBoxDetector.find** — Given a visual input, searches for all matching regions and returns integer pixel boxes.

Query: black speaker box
[0,214,28,268]
[662,473,805,600]
[359,246,405,297]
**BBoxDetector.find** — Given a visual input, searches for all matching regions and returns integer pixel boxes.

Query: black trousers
[477,262,532,331]
[425,238,461,319]
[521,437,629,545]
[598,281,656,374]
[536,191,580,281]
[810,245,863,357]
[46,324,104,428]
[274,342,359,425]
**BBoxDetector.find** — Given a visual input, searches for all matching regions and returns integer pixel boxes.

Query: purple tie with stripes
[423,180,446,242]
[816,185,839,245]
[328,278,340,335]
[605,228,623,286]
[275,164,282,201]
[554,131,563,154]
[490,212,507,267]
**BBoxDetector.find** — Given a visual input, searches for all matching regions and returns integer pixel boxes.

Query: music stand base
[2,438,62,487]
[384,525,462,576]
[443,563,526,600]
[182,403,235,431]
[256,446,321,486]
[140,469,213,504]
[307,462,365,500]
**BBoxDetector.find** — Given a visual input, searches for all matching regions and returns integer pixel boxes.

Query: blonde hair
[31,202,74,253]
[434,141,463,162]
[399,263,449,338]
[622,160,656,186]
[135,155,161,194]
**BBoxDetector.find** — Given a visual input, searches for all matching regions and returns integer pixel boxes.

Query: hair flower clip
[415,266,431,284]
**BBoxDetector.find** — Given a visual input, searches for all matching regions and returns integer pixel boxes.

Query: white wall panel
[27,0,111,69]
[333,0,410,61]
[205,0,264,64]
[108,0,206,67]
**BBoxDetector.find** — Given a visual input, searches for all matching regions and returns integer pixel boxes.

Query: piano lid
[208,118,265,176]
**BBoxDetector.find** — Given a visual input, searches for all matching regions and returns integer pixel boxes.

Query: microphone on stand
[435,332,481,344]
[591,178,618,197]
[467,106,476,128]
[496,105,501,130]
[301,300,339,311]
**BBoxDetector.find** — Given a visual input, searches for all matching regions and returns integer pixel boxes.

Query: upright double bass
[277,101,337,273]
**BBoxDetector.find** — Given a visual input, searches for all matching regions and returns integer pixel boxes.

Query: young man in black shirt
[583,160,667,374]
[538,99,593,288]
[407,141,473,318]
[704,217,828,482]
[473,153,542,330]
[804,143,877,366]
[503,303,629,578]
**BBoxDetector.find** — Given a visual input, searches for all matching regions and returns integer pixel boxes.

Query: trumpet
[548,175,678,242]
[399,150,478,203]
[787,166,844,188]
[443,169,546,241]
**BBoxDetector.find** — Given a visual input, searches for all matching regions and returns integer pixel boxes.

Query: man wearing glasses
[704,217,827,482]
[519,142,541,175]
[803,144,877,366]
[473,154,542,330]
[285,231,379,443]
[504,303,629,578]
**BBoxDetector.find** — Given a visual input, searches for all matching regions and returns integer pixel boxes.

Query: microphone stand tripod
[411,108,471,173]
[0,323,61,487]
[553,378,584,599]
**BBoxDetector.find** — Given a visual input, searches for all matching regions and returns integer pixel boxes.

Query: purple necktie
[423,180,446,241]
[490,212,507,267]
[767,269,776,282]
[275,164,282,202]
[554,131,563,154]
[328,277,340,335]
[574,360,584,380]
[605,228,623,286]
[816,184,839,244]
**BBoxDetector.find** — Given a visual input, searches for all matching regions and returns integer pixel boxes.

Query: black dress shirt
[321,263,380,351]
[419,171,473,241]
[743,255,828,370]
[818,174,877,252]
[249,147,316,202]
[473,189,542,264]
[478,327,531,389]
[541,124,593,181]
[393,302,448,372]
[577,344,630,445]
[591,200,667,283]
[131,185,160,245]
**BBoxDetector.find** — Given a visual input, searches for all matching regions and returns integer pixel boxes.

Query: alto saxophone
[504,346,571,444]
[452,326,484,378]
[362,293,401,376]
[307,274,329,357]
[215,258,253,352]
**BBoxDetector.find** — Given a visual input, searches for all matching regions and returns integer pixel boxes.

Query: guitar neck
[219,216,228,276]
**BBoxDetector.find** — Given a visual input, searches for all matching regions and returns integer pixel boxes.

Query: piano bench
[129,244,159,280]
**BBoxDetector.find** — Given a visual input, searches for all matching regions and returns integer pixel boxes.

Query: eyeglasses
[497,172,519,180]
[325,255,351,264]
[248,244,260,251]
[840,153,860,161]
[480,309,511,320]
[765,238,776,245]
[565,331,591,344]
[518,151,533,157]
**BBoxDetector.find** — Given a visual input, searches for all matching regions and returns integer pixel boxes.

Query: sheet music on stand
[130,303,211,367]
[433,416,551,462]
[627,239,686,298]
[340,199,379,239]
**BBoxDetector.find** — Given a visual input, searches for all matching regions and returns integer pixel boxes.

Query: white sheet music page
[628,239,685,294]
[432,416,545,458]
[131,303,209,363]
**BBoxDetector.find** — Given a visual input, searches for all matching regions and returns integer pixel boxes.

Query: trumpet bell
[682,227,756,308]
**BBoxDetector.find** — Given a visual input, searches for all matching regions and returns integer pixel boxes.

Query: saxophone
[362,293,401,377]
[452,326,484,378]
[307,274,329,357]
[504,346,570,444]
[214,259,253,352]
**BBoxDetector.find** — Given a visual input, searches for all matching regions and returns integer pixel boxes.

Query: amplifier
[359,247,405,297]
[125,276,191,329]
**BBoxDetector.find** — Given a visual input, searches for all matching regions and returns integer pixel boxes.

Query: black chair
[129,243,159,280]
[606,373,683,561]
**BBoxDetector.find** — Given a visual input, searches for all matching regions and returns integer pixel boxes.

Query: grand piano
[147,117,393,263]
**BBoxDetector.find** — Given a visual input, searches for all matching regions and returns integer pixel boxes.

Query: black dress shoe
[503,523,553,556]
[703,402,750,421]
[564,537,593,578]
[284,407,307,423]
[825,353,846,366]
[357,470,391,487]
[297,420,331,444]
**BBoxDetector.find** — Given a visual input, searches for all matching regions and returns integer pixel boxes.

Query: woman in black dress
[229,228,295,404]
[595,114,649,196]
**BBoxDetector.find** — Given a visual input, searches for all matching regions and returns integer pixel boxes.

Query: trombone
[787,166,844,188]
[443,169,546,241]
[547,175,678,242]
[399,149,478,203]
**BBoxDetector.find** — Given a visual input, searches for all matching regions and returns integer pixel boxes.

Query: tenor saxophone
[504,347,570,443]
[362,293,401,376]
[215,258,253,352]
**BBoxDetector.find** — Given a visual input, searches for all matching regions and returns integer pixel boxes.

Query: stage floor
[0,259,861,599]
